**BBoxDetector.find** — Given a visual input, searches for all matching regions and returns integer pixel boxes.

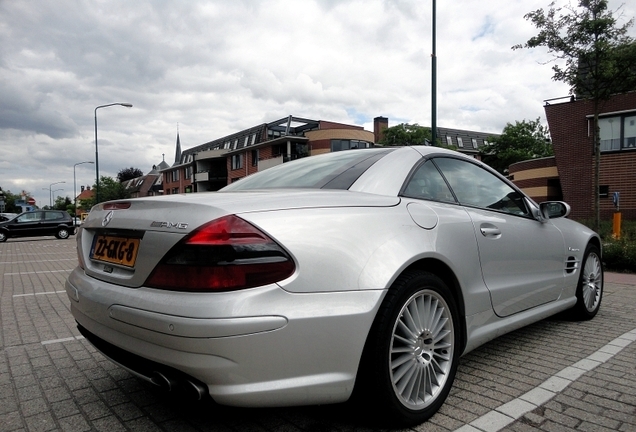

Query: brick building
[162,116,376,194]
[510,91,636,220]
[162,115,499,194]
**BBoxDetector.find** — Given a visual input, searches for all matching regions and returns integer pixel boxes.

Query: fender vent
[565,256,579,274]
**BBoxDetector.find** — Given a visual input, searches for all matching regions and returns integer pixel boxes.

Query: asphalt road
[1,237,635,432]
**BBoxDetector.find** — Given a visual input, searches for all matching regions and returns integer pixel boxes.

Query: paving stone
[2,239,636,432]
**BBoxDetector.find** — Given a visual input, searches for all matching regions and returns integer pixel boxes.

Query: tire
[570,244,603,320]
[0,231,7,242]
[56,228,70,239]
[356,271,460,427]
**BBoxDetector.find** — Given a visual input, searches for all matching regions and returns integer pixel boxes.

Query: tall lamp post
[48,181,65,208]
[74,161,94,221]
[431,0,437,147]
[94,103,133,204]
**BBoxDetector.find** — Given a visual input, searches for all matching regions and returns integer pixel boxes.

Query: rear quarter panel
[241,200,493,317]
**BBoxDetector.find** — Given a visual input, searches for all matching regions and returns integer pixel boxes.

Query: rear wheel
[56,228,70,239]
[570,245,603,320]
[0,231,7,242]
[357,271,460,427]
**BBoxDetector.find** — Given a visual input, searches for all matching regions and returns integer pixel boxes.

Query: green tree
[81,176,131,209]
[378,123,434,146]
[479,118,552,174]
[513,0,636,230]
[53,196,72,213]
[117,167,144,182]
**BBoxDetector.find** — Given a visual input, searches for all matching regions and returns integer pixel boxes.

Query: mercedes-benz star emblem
[102,210,114,227]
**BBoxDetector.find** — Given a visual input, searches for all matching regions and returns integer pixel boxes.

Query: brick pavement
[1,237,635,431]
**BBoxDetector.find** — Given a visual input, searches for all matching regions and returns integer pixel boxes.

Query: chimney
[374,116,388,144]
[81,186,85,192]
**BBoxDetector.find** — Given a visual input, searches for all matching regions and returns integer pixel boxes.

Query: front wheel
[0,231,7,242]
[356,271,460,427]
[570,244,603,320]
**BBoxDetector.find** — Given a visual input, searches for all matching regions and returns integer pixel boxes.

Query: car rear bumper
[65,267,385,407]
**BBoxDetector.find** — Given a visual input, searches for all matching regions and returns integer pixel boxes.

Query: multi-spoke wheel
[390,288,454,411]
[0,231,7,242]
[356,271,460,427]
[571,244,603,320]
[56,228,70,239]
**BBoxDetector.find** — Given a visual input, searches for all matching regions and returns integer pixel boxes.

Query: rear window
[222,148,394,191]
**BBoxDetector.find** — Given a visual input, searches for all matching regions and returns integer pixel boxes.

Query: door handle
[480,225,501,237]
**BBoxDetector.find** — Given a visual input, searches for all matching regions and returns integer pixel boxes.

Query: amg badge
[150,221,188,229]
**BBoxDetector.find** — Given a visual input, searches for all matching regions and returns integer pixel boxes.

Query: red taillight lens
[145,215,295,292]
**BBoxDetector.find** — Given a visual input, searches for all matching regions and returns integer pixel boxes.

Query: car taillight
[145,215,295,292]
[77,228,86,270]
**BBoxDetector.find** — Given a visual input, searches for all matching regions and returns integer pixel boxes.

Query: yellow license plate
[91,235,141,268]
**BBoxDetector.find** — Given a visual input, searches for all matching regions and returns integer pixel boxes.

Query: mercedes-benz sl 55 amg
[65,146,603,426]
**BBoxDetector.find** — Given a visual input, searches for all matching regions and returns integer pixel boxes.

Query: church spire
[173,125,182,166]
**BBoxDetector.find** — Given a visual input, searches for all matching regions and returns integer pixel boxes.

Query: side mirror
[539,201,571,219]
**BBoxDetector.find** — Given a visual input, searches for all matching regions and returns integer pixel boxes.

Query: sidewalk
[605,271,636,285]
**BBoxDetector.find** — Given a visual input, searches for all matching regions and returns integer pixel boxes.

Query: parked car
[0,210,76,242]
[0,212,18,222]
[65,146,603,427]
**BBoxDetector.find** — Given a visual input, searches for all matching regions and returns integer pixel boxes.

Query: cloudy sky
[1,0,634,208]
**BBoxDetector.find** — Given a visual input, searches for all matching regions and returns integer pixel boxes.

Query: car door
[11,211,44,237]
[432,157,566,317]
[42,211,64,235]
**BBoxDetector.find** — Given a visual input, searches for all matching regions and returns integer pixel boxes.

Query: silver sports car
[65,146,603,426]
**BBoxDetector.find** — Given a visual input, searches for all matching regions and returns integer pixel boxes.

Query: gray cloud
[0,0,634,206]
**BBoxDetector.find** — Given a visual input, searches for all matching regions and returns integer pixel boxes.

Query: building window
[171,170,179,182]
[599,185,609,198]
[172,188,179,194]
[471,138,478,149]
[231,154,243,170]
[457,137,464,148]
[331,140,371,152]
[599,113,636,151]
[250,134,257,146]
[251,149,259,166]
[232,139,238,150]
[446,136,453,146]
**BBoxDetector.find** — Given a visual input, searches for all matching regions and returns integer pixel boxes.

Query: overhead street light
[94,103,133,204]
[47,181,65,208]
[74,161,94,222]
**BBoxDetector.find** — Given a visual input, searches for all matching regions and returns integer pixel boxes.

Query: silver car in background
[65,146,603,426]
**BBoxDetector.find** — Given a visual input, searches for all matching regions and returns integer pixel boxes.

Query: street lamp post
[431,0,437,147]
[48,181,65,208]
[74,161,94,222]
[94,103,133,204]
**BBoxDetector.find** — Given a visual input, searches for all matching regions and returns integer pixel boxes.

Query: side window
[434,158,529,216]
[17,212,40,223]
[402,160,456,203]
[44,212,63,221]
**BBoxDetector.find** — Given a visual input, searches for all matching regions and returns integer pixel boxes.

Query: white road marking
[13,290,66,297]
[41,336,85,345]
[454,327,636,432]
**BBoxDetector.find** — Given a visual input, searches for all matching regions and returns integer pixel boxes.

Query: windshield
[221,148,394,191]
